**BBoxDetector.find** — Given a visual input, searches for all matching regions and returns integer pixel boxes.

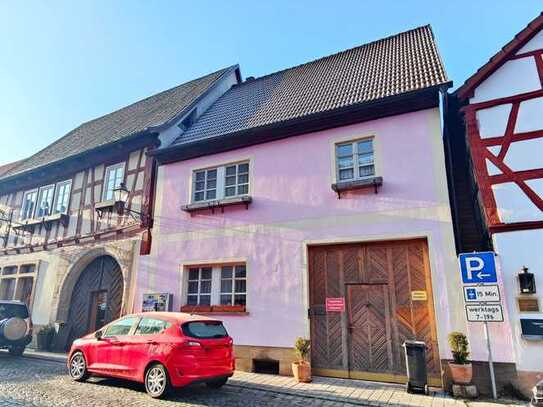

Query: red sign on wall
[326,297,345,312]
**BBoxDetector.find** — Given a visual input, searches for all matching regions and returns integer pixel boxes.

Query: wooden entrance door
[89,290,108,332]
[347,284,394,376]
[64,255,123,350]
[308,239,441,385]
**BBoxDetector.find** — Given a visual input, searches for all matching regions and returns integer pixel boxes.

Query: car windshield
[0,303,29,319]
[182,321,228,339]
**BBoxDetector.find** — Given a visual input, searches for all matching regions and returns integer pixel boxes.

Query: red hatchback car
[67,312,235,398]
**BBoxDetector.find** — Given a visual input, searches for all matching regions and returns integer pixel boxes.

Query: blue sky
[0,1,541,166]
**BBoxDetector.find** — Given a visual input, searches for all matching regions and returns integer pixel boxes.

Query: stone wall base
[441,359,519,398]
[234,345,296,376]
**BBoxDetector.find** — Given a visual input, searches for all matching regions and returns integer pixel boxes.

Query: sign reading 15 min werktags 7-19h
[459,252,503,323]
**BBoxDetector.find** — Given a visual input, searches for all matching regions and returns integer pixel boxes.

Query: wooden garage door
[308,239,441,385]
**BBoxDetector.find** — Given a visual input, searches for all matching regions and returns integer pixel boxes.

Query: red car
[67,312,235,398]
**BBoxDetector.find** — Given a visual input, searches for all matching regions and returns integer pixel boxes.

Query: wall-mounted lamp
[113,182,130,215]
[112,182,151,225]
[518,266,536,294]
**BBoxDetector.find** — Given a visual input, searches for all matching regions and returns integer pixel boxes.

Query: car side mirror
[94,330,103,340]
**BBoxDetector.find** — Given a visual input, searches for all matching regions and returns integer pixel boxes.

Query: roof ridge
[168,25,448,152]
[238,25,433,85]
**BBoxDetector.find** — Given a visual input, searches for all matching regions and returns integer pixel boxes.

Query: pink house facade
[133,26,473,388]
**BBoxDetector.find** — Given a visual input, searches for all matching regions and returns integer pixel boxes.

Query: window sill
[13,213,69,232]
[331,176,383,198]
[182,195,252,214]
[180,305,247,315]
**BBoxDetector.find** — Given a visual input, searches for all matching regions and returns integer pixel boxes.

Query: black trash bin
[402,340,429,395]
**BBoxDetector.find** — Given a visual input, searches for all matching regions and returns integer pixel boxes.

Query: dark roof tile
[3,66,234,179]
[174,25,448,146]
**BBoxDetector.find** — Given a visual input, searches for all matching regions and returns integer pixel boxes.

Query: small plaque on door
[411,291,427,301]
[518,298,540,312]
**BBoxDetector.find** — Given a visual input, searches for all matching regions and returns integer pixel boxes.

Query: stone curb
[17,350,67,364]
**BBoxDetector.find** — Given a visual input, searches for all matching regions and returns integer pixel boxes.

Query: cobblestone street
[0,353,527,407]
[0,353,317,407]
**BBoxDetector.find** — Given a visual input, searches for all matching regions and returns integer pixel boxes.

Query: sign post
[483,321,496,400]
[459,252,501,400]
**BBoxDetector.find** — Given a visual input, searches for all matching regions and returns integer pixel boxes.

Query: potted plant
[36,324,55,351]
[448,331,472,384]
[292,337,311,383]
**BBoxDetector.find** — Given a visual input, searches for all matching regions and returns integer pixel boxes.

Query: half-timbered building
[447,12,543,397]
[0,65,240,350]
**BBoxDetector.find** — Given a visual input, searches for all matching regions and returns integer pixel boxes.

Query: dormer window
[179,109,197,132]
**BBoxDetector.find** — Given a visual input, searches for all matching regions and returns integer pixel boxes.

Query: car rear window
[0,303,29,319]
[182,321,228,339]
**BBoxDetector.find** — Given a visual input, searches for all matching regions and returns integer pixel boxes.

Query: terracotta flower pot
[292,361,312,383]
[211,305,246,313]
[449,362,473,385]
[180,305,212,313]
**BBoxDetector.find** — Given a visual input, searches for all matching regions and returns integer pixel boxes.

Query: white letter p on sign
[465,257,484,280]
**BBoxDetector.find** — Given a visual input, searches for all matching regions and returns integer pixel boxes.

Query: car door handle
[111,340,125,346]
[146,340,158,345]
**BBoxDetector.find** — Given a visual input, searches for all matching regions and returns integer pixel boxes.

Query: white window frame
[102,163,125,201]
[183,263,247,307]
[192,168,218,203]
[20,189,38,220]
[36,184,56,218]
[53,180,72,215]
[219,264,247,306]
[0,263,38,309]
[335,138,376,183]
[191,161,250,203]
[186,266,213,306]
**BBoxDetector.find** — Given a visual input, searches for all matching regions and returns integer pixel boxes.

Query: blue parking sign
[459,252,497,284]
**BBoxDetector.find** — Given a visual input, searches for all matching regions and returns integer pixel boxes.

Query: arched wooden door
[65,255,123,350]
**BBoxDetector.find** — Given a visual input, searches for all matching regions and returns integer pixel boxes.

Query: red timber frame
[463,48,543,234]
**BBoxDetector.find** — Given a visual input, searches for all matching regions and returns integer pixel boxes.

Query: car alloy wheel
[69,352,88,381]
[145,364,169,398]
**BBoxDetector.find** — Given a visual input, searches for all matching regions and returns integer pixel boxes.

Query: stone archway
[53,252,124,351]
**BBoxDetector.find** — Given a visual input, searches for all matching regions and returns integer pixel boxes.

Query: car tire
[69,351,89,382]
[145,363,171,399]
[8,346,25,356]
[206,377,228,389]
